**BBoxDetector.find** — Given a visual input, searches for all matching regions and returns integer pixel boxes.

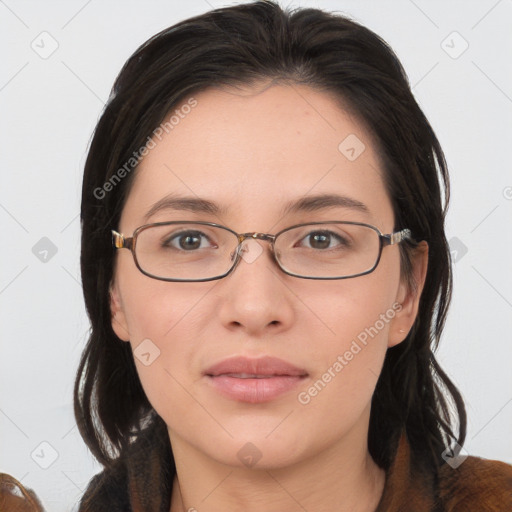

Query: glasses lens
[275,223,380,278]
[135,223,239,280]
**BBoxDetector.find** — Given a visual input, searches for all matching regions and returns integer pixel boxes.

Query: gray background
[1,1,511,510]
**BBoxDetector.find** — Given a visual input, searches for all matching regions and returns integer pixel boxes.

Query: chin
[213,431,310,470]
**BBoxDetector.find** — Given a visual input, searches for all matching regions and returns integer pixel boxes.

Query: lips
[204,356,308,403]
[204,356,308,378]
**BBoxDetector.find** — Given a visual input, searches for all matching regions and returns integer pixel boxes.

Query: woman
[72,1,512,511]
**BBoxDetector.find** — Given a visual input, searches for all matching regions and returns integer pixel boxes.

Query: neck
[169,419,385,512]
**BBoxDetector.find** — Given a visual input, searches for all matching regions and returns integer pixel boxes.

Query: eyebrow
[280,193,369,217]
[143,194,224,221]
[143,192,369,222]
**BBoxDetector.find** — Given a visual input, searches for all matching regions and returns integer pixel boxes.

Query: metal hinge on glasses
[389,228,412,245]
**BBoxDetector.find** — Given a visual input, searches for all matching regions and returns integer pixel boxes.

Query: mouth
[219,373,291,379]
[204,356,308,403]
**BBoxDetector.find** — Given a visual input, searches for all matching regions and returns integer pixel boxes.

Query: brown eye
[162,230,212,251]
[299,230,349,250]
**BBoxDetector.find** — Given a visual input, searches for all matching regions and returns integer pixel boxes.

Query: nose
[217,237,295,336]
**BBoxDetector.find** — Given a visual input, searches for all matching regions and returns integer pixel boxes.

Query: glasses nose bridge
[236,232,277,259]
[237,232,276,244]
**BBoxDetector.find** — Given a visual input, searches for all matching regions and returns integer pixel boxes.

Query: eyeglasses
[112,221,412,282]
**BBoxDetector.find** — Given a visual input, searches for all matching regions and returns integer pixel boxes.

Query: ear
[110,280,131,342]
[388,241,428,348]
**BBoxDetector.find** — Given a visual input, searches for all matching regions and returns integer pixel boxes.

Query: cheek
[292,260,400,418]
[123,291,201,424]
[299,256,400,354]
[116,268,214,408]
[299,283,395,390]
[119,257,216,342]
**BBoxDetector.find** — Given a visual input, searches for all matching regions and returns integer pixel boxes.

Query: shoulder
[438,454,512,511]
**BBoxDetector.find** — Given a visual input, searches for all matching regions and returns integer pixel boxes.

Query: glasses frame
[112,220,412,282]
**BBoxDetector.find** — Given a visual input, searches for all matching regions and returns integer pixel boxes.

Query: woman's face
[110,83,424,469]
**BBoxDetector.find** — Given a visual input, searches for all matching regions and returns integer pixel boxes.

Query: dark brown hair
[75,0,466,474]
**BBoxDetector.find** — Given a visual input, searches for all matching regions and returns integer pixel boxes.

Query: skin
[110,81,428,512]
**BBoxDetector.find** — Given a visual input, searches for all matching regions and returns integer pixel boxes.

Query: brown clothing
[375,435,512,511]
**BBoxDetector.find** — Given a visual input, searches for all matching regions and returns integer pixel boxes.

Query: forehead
[120,83,393,232]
